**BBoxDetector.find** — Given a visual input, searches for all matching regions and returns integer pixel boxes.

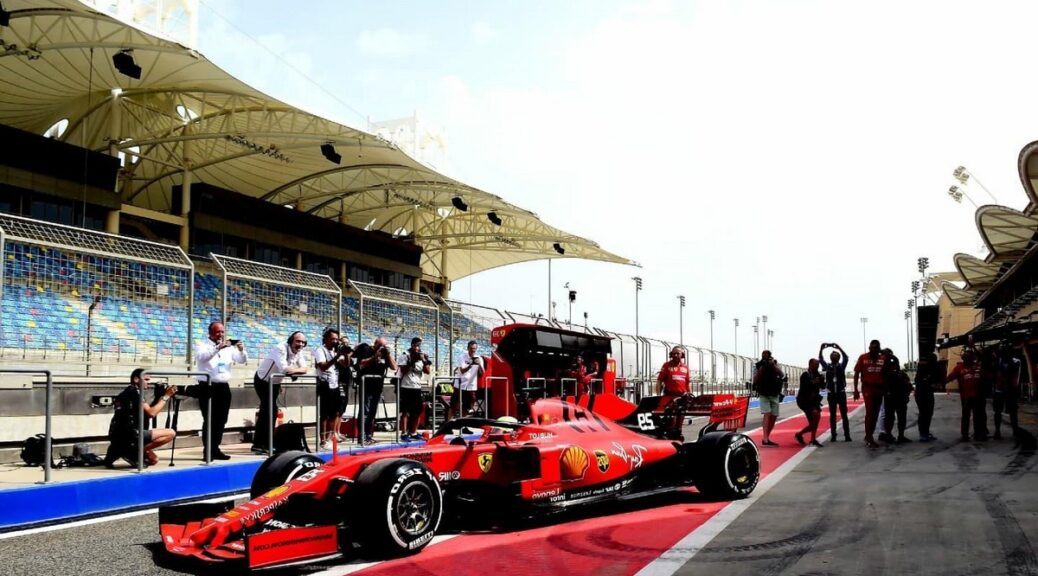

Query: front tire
[692,432,759,499]
[250,450,325,499]
[354,459,443,556]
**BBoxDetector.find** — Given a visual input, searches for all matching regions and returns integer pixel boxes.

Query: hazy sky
[191,0,1038,367]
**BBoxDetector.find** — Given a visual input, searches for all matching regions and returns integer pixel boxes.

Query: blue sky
[186,0,1038,370]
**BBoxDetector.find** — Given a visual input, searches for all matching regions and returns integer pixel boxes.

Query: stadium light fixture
[553,242,565,255]
[112,50,142,80]
[487,211,502,226]
[451,196,469,212]
[320,143,341,165]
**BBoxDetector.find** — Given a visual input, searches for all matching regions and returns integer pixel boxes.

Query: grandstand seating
[2,244,493,366]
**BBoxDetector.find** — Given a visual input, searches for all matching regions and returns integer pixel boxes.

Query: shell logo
[263,485,289,499]
[594,449,610,473]
[560,446,590,481]
[478,453,494,473]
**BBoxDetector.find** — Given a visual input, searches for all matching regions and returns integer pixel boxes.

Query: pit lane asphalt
[1,396,1034,576]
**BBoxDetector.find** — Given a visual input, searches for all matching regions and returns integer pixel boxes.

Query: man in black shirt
[354,336,397,444]
[102,368,177,468]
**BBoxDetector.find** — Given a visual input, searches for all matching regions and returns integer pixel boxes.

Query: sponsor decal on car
[562,478,634,501]
[610,442,647,471]
[594,449,610,473]
[401,451,433,463]
[527,432,555,440]
[560,446,590,481]
[263,486,289,499]
[438,470,461,482]
[531,487,561,500]
[478,453,493,473]
[407,530,435,550]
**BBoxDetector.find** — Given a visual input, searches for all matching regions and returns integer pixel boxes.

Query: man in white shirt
[314,328,352,450]
[396,337,431,441]
[194,321,247,460]
[251,331,309,454]
[451,340,484,420]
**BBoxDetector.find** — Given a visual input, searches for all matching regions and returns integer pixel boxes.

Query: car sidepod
[689,431,760,499]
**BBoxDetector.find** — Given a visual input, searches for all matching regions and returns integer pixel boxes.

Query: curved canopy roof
[940,281,977,307]
[975,205,1038,262]
[0,0,635,282]
[952,253,1000,291]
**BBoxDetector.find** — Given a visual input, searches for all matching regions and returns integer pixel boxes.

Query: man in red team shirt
[853,339,887,449]
[657,347,691,396]
[945,348,986,442]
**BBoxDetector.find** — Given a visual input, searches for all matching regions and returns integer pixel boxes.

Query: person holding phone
[819,342,851,442]
[194,321,247,460]
[451,340,485,420]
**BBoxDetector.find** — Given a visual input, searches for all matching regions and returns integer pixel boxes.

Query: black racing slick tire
[692,432,760,499]
[250,450,325,499]
[354,459,443,557]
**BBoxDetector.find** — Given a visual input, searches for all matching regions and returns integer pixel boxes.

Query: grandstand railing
[210,254,341,358]
[438,298,507,373]
[0,213,194,370]
[349,280,440,371]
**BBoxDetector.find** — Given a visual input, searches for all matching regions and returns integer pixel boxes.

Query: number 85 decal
[636,413,656,430]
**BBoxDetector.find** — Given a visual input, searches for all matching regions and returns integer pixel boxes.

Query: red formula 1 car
[159,393,759,570]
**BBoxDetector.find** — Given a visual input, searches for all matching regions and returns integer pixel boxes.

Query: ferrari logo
[594,449,609,473]
[478,453,493,473]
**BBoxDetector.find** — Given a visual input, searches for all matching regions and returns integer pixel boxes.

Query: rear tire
[354,459,442,556]
[692,432,759,499]
[250,450,325,499]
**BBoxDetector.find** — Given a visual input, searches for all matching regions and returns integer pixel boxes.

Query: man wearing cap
[397,337,431,441]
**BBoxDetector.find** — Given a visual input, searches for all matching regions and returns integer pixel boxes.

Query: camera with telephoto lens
[152,380,195,401]
[334,340,353,357]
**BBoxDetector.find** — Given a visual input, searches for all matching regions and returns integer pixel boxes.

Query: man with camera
[397,337,431,441]
[251,331,309,454]
[102,368,177,468]
[753,350,784,446]
[314,328,352,450]
[819,342,852,442]
[355,336,397,444]
[194,321,247,460]
[452,340,485,420]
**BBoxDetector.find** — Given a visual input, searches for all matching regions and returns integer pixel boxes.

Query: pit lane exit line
[634,403,866,576]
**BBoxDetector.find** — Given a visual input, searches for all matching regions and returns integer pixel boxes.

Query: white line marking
[307,534,459,575]
[635,404,864,576]
[0,492,247,540]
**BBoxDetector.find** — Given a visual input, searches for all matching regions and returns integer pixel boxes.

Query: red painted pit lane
[355,400,863,576]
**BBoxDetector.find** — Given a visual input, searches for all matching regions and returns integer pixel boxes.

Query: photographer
[819,342,851,442]
[355,336,397,444]
[314,328,352,450]
[397,337,431,441]
[753,350,783,447]
[194,321,247,460]
[102,368,176,468]
[451,340,485,420]
[251,331,308,454]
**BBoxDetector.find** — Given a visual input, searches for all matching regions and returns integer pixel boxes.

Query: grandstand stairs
[64,296,156,358]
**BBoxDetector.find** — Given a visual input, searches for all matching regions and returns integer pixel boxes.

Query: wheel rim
[395,481,435,536]
[727,445,759,489]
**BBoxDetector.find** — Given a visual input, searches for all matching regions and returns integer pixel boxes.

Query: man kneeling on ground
[102,368,177,468]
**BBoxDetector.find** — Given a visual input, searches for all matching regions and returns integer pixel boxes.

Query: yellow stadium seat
[71,289,79,297]
[115,322,124,329]
[64,306,73,312]
[120,305,128,312]
[69,318,79,325]
[26,320,36,328]
[58,343,66,350]
[36,285,43,292]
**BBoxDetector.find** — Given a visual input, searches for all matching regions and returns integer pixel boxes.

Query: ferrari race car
[159,393,759,570]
